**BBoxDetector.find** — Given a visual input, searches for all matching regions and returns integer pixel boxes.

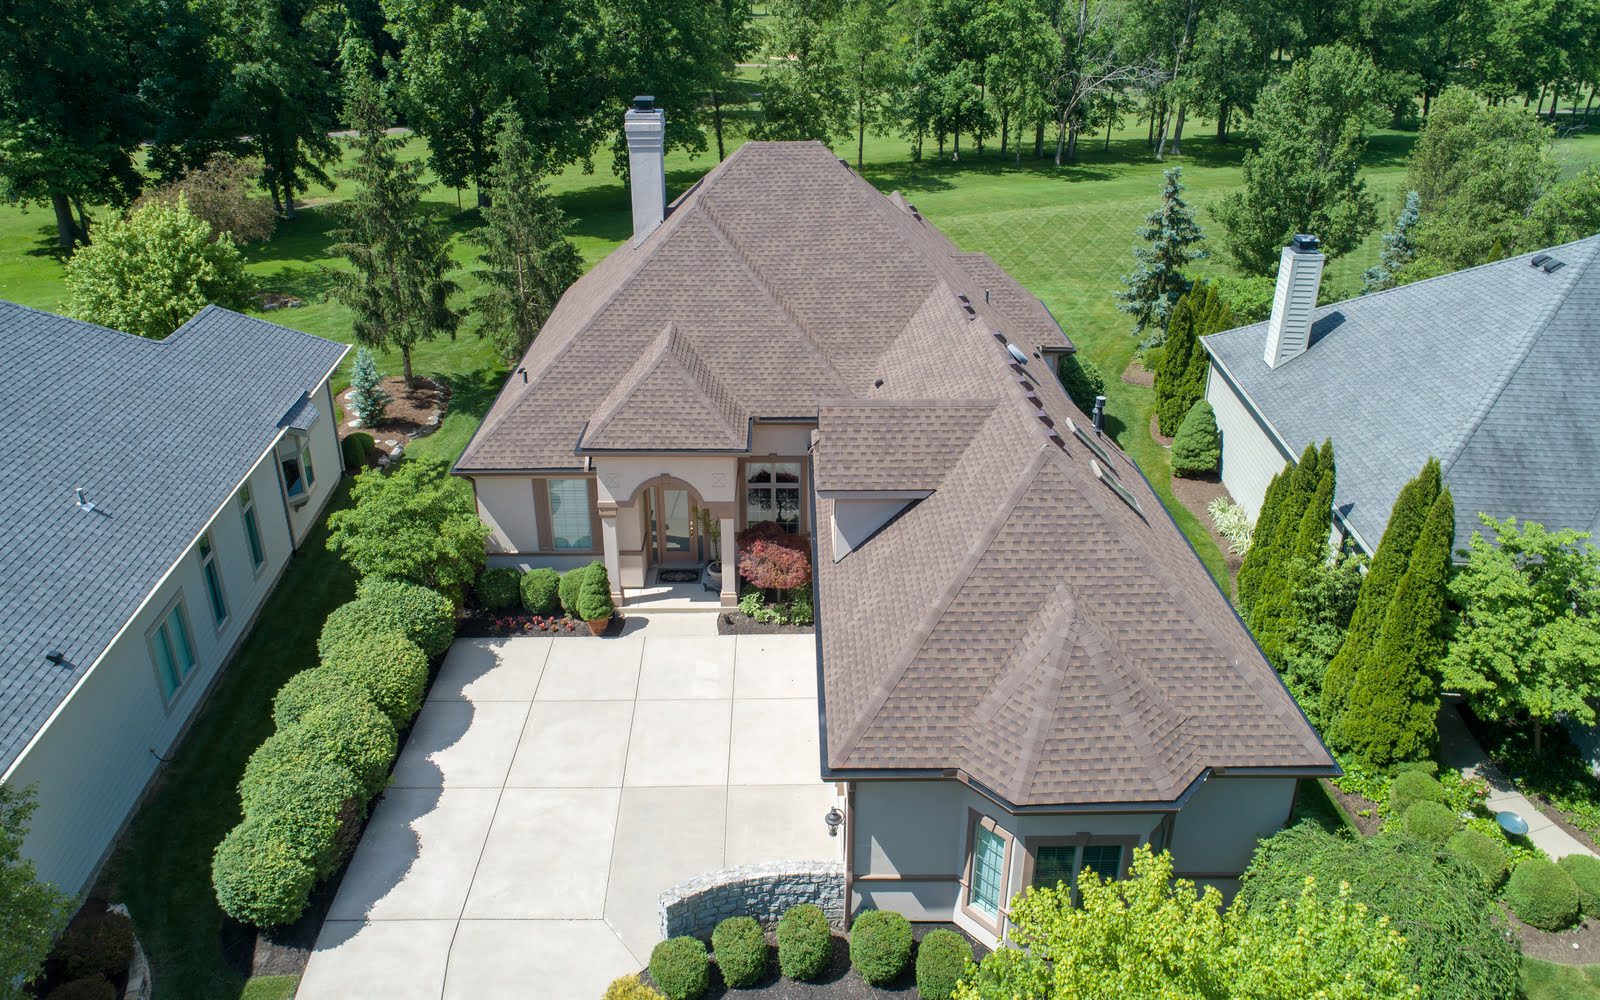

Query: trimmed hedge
[1446,829,1510,890]
[649,936,710,1000]
[476,566,521,610]
[1389,769,1446,817]
[521,568,561,614]
[57,909,134,981]
[272,666,359,728]
[712,915,769,988]
[212,818,317,927]
[341,432,375,469]
[777,904,832,982]
[850,909,912,985]
[603,976,665,1000]
[577,561,615,622]
[1505,857,1581,931]
[1559,854,1600,916]
[240,694,396,802]
[45,980,116,1000]
[1402,800,1460,845]
[319,579,454,660]
[322,632,429,728]
[914,929,972,1000]
[239,761,362,879]
[558,565,590,617]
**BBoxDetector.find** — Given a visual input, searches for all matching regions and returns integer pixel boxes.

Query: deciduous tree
[134,153,277,244]
[0,784,73,1000]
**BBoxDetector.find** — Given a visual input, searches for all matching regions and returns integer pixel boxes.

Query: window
[149,599,197,701]
[1025,839,1130,898]
[1030,844,1077,891]
[1080,844,1124,883]
[970,826,1007,918]
[745,461,803,533]
[240,484,265,571]
[198,532,228,626]
[281,437,316,503]
[548,478,594,550]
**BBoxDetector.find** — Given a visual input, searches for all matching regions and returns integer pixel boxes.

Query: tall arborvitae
[1238,467,1293,612]
[1335,487,1455,766]
[1320,459,1442,733]
[1242,442,1321,628]
[1154,283,1234,436]
[1251,439,1335,666]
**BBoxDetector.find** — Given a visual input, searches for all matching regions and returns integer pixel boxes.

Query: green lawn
[1524,958,1600,1000]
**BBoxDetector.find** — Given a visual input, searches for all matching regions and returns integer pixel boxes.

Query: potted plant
[696,507,723,592]
[576,562,616,636]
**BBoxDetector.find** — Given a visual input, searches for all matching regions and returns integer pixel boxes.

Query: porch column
[598,501,624,604]
[720,514,737,607]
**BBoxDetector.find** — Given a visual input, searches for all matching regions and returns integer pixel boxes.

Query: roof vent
[632,95,655,111]
[1006,344,1029,365]
[1092,458,1146,520]
[1542,258,1564,274]
[74,487,96,513]
[46,650,65,666]
[1530,253,1551,267]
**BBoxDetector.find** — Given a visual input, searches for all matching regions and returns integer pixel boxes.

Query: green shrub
[45,979,116,1000]
[521,567,561,614]
[1560,854,1600,916]
[849,909,911,985]
[239,761,362,879]
[56,909,134,980]
[1389,768,1446,817]
[603,976,665,1000]
[1506,857,1581,930]
[712,915,768,988]
[648,936,710,1000]
[341,432,374,469]
[211,818,317,927]
[1213,275,1276,323]
[241,694,396,802]
[319,580,454,660]
[475,566,521,610]
[272,666,359,728]
[558,565,591,616]
[914,928,973,1000]
[1402,800,1461,845]
[776,904,832,981]
[322,633,429,728]
[1057,352,1106,415]
[577,561,615,622]
[1170,400,1220,476]
[1446,829,1511,890]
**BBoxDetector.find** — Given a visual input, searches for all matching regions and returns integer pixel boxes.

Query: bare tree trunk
[953,128,961,161]
[1054,118,1067,165]
[857,92,866,169]
[1587,87,1596,118]
[51,192,80,251]
[712,92,727,160]
[1535,717,1544,758]
[1217,101,1228,140]
[1000,107,1009,155]
[1066,118,1079,161]
[1104,113,1113,150]
[1034,122,1044,157]
[1170,103,1187,156]
[1147,100,1156,146]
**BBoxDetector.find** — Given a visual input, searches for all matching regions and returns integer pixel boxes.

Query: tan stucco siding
[476,476,540,553]
[1207,362,1291,519]
[751,422,815,456]
[1167,775,1296,878]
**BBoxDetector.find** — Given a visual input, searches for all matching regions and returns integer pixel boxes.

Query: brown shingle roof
[458,140,1333,807]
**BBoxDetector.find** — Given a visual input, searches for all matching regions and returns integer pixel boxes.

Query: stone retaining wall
[658,861,846,940]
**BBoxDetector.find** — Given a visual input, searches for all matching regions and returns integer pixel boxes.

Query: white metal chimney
[1263,234,1326,369]
[624,95,666,246]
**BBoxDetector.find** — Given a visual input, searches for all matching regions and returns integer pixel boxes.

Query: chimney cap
[1289,234,1321,253]
[632,95,657,112]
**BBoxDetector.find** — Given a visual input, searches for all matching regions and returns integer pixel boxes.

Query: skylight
[1070,419,1113,468]
[1091,458,1145,519]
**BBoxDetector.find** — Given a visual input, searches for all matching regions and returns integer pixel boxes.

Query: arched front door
[643,485,699,564]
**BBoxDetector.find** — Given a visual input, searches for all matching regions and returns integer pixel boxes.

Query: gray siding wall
[1207,362,1291,519]
[4,381,341,897]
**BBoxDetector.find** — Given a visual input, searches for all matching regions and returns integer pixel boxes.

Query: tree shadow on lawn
[256,264,340,303]
[441,366,510,424]
[20,221,70,261]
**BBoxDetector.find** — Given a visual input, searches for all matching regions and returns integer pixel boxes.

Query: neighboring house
[0,302,347,898]
[1203,233,1600,556]
[456,97,1335,947]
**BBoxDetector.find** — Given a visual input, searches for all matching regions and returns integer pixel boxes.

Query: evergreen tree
[1335,488,1455,767]
[1321,459,1441,734]
[1115,166,1206,342]
[1281,547,1366,727]
[1057,352,1106,415]
[329,47,462,381]
[349,347,390,426]
[1362,190,1420,293]
[1170,400,1221,477]
[1243,442,1323,628]
[1250,440,1336,666]
[469,111,584,365]
[1154,283,1234,436]
[1238,466,1293,612]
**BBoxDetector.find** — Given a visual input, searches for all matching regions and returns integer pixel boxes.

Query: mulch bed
[640,926,987,999]
[1322,782,1383,837]
[340,376,449,458]
[1149,412,1174,447]
[1165,471,1244,595]
[255,291,305,311]
[1502,908,1600,965]
[456,609,628,638]
[718,611,814,636]
[1121,357,1155,388]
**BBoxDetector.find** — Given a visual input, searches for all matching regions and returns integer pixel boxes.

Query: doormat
[658,568,702,583]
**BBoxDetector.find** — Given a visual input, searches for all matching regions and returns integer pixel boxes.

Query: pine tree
[328,44,461,381]
[1362,190,1421,293]
[470,111,584,365]
[349,347,390,426]
[1115,166,1206,342]
[1154,283,1235,436]
[1321,459,1441,734]
[1335,488,1455,767]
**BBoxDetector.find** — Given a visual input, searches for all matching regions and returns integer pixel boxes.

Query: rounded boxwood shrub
[241,694,396,802]
[850,909,912,985]
[521,567,561,615]
[45,979,116,1000]
[648,936,710,1000]
[915,928,973,1000]
[341,431,374,469]
[577,562,615,622]
[776,904,832,982]
[711,915,768,988]
[1506,856,1581,930]
[239,761,362,879]
[603,975,665,1000]
[1402,800,1461,845]
[558,565,591,617]
[272,666,360,728]
[322,633,429,728]
[1559,854,1600,916]
[1389,768,1446,817]
[212,818,317,927]
[319,579,454,660]
[57,908,134,980]
[476,566,521,611]
[1446,828,1510,890]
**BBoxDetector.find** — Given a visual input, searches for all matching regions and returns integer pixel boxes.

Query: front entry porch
[624,565,726,612]
[600,471,739,609]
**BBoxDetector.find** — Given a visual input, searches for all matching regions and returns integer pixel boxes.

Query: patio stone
[637,636,736,700]
[299,920,456,999]
[389,700,529,789]
[724,784,842,867]
[442,920,637,1000]
[506,701,634,788]
[429,638,551,702]
[536,637,645,700]
[461,787,621,919]
[728,698,821,786]
[732,635,818,699]
[624,700,732,786]
[605,785,728,963]
[327,787,500,921]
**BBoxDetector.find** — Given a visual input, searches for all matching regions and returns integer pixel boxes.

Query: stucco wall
[751,422,815,456]
[593,456,739,507]
[5,406,340,896]
[476,477,540,554]
[1206,363,1291,519]
[1167,776,1296,878]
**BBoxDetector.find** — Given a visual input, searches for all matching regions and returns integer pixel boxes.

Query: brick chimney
[624,96,666,246]
[1263,234,1325,369]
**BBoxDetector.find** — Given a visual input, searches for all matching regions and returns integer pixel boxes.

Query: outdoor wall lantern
[824,806,845,837]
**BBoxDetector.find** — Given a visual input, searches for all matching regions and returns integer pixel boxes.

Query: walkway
[1437,701,1596,860]
[297,622,841,999]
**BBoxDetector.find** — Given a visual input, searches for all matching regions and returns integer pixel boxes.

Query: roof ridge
[584,322,680,444]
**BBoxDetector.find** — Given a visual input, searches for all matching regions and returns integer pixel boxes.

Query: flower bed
[457,610,614,638]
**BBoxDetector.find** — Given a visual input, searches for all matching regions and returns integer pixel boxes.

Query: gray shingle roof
[1203,236,1600,554]
[0,303,347,773]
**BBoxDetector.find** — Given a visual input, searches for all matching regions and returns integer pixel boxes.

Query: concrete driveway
[297,621,841,999]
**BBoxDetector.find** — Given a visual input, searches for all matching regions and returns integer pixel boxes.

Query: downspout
[843,780,857,930]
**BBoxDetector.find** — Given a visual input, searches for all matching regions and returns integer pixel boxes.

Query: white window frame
[198,530,229,628]
[742,458,806,534]
[240,483,266,574]
[281,435,317,506]
[148,596,198,705]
